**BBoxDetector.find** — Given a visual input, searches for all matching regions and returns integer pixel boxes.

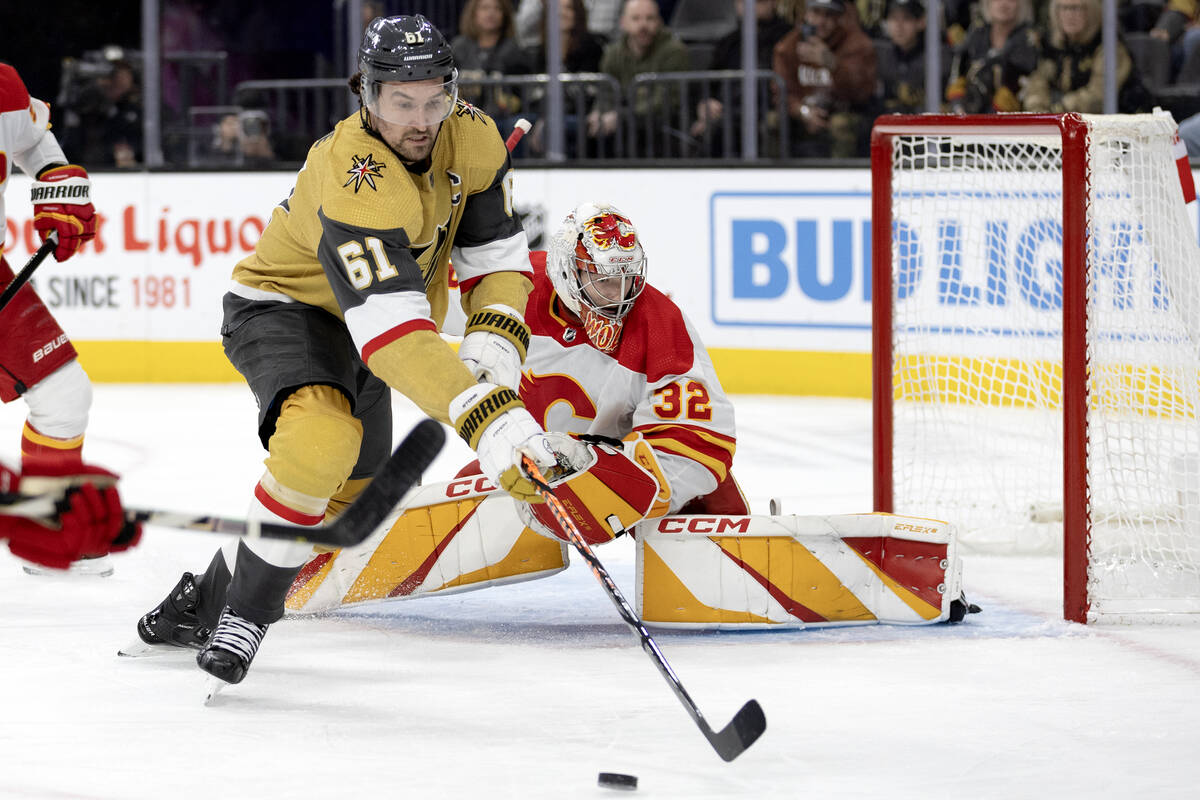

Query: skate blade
[117,638,193,658]
[203,676,227,705]
[23,558,114,578]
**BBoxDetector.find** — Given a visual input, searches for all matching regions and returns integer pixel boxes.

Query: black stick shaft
[0,231,58,313]
[7,419,445,549]
[521,455,766,761]
[130,418,445,547]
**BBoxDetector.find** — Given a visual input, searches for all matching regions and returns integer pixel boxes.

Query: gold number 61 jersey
[230,102,528,360]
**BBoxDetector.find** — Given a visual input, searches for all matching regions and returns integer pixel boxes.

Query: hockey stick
[0,230,58,314]
[4,418,446,548]
[520,454,767,762]
[505,118,531,152]
[128,418,445,546]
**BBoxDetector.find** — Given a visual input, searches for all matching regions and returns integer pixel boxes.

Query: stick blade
[707,699,767,762]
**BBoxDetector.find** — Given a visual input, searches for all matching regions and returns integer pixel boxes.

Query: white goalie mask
[547,202,648,353]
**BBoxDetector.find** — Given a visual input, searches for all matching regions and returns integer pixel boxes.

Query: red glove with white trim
[2,462,142,569]
[31,164,96,261]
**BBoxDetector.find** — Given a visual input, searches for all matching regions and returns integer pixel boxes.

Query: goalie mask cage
[871,112,1200,624]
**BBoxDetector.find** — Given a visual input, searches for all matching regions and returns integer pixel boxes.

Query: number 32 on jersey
[652,380,712,421]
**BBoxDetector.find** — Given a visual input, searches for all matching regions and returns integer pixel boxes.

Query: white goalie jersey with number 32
[517,249,743,515]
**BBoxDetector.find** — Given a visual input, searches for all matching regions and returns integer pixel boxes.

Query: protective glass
[362,73,459,127]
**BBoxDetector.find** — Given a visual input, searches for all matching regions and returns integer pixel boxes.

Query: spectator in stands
[524,0,608,72]
[516,0,624,48]
[690,0,792,155]
[1150,0,1200,78]
[589,0,690,149]
[945,0,1040,113]
[1021,0,1153,112]
[97,59,142,167]
[59,54,143,168]
[204,110,275,167]
[453,0,532,127]
[773,0,877,158]
[878,0,951,113]
[524,0,609,156]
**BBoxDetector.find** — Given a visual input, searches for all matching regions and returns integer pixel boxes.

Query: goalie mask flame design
[547,202,647,353]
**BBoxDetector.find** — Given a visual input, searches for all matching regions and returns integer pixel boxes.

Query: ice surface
[1,388,1198,799]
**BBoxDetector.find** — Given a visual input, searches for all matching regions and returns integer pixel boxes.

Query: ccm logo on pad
[446,476,498,498]
[657,517,751,534]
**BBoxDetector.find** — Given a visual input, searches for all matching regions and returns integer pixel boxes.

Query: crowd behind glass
[52,0,1200,167]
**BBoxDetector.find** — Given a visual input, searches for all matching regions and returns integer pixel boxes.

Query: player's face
[581,273,627,305]
[370,79,455,162]
[578,268,643,318]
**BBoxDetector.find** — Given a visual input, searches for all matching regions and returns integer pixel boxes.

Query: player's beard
[391,125,440,163]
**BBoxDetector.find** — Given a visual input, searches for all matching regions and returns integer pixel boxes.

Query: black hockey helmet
[359,15,456,83]
[357,15,459,126]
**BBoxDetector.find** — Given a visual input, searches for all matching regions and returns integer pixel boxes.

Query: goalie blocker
[287,451,966,628]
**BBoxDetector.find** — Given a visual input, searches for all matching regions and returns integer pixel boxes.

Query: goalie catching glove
[458,304,529,392]
[520,433,672,545]
[31,164,96,262]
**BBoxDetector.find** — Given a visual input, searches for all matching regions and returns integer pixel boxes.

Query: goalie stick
[520,454,767,762]
[0,230,58,313]
[4,418,445,548]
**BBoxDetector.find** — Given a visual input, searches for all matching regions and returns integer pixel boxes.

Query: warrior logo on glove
[31,164,96,261]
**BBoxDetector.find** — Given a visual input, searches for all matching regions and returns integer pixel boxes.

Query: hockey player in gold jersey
[129,15,564,686]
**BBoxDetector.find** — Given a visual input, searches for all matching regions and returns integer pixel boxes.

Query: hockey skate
[197,605,268,686]
[22,553,114,578]
[120,572,213,657]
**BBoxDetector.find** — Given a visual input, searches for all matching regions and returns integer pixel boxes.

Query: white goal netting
[882,112,1200,620]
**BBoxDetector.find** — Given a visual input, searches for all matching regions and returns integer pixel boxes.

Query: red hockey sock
[20,421,85,472]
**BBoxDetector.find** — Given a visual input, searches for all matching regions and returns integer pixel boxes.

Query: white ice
[1,387,1198,799]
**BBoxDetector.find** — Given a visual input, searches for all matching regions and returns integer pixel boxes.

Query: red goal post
[870,112,1200,624]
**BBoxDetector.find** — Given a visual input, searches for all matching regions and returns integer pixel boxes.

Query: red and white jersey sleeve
[0,63,66,243]
[519,264,736,511]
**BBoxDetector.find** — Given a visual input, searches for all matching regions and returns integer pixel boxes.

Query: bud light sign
[710,191,872,329]
[710,184,1199,337]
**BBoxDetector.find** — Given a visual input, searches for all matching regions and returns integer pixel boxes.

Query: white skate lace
[208,608,267,663]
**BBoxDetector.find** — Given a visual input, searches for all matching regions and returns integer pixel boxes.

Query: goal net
[871,112,1200,623]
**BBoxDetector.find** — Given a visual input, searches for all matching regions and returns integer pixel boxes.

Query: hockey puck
[598,772,638,791]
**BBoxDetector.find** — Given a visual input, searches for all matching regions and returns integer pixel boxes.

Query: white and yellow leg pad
[635,512,962,629]
[285,475,568,613]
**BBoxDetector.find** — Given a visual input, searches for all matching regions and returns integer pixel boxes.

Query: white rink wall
[4,167,1199,393]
